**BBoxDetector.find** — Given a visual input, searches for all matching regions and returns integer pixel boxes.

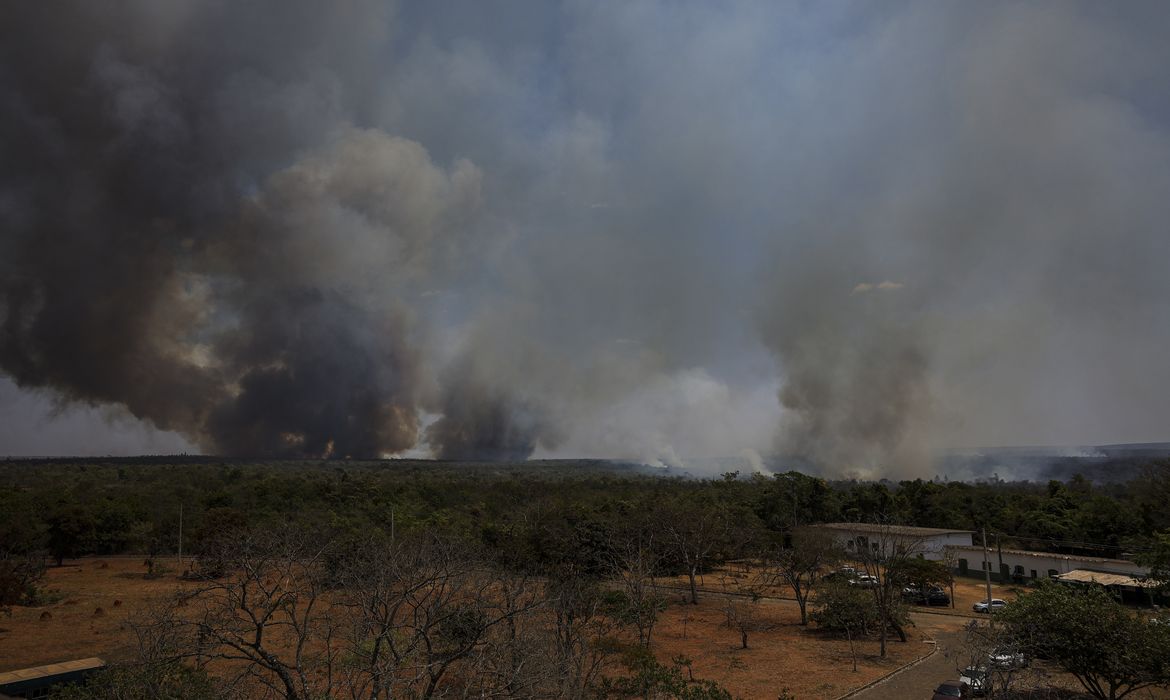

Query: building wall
[932,532,976,558]
[832,529,973,562]
[945,546,1147,580]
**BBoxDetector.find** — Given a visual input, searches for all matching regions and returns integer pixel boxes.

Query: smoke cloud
[2,2,1170,473]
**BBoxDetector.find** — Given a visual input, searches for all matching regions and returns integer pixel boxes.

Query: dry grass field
[647,593,943,699]
[0,558,992,699]
[0,557,202,669]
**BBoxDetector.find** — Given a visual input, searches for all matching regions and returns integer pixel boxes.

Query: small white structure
[943,545,1147,581]
[814,523,975,561]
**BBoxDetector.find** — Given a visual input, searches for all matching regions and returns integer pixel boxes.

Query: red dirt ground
[0,557,201,669]
[0,558,1032,699]
[648,592,940,699]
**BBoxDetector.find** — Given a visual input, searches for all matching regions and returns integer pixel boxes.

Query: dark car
[902,585,950,606]
[932,680,964,699]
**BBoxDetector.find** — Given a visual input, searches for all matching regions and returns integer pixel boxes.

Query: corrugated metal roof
[0,657,106,685]
[818,523,974,537]
[944,545,1139,567]
[1055,569,1158,588]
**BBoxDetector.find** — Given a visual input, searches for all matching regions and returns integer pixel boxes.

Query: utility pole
[791,475,798,530]
[982,525,994,625]
[178,503,183,568]
[997,532,1004,582]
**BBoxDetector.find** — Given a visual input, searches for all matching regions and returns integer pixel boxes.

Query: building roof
[817,522,975,537]
[0,657,105,686]
[943,545,1139,567]
[1056,569,1159,588]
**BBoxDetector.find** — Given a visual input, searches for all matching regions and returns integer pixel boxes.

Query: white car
[989,648,1026,669]
[851,574,880,588]
[972,598,1007,613]
[960,666,987,696]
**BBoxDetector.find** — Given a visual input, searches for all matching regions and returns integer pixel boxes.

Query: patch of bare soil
[650,593,932,700]
[0,557,198,670]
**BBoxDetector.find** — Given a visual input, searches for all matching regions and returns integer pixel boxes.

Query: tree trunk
[848,627,857,672]
[688,568,698,605]
[741,630,748,649]
[890,617,907,643]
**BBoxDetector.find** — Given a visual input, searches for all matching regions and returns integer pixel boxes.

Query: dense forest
[3,457,1169,573]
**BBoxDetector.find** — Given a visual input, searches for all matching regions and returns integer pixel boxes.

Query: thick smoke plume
[3,2,1170,472]
[0,3,481,458]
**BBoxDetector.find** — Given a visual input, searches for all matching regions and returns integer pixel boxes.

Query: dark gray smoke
[426,380,549,462]
[0,2,483,458]
[3,2,1170,471]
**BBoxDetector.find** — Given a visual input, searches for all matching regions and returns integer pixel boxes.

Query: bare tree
[178,527,339,700]
[608,531,665,648]
[55,602,236,700]
[765,527,841,625]
[957,619,1035,699]
[849,521,922,658]
[811,579,875,672]
[722,591,775,650]
[546,571,620,698]
[334,533,544,699]
[657,497,734,605]
[139,527,609,699]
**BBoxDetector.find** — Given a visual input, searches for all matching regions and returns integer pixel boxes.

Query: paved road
[847,613,972,700]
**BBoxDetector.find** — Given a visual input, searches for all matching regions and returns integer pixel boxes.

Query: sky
[1,1,1169,476]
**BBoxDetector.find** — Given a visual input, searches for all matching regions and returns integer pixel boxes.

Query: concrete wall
[945,546,1147,581]
[833,529,973,562]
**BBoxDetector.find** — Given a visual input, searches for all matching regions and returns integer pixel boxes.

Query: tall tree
[1000,582,1170,700]
[657,497,735,605]
[766,527,842,625]
[811,579,877,672]
[850,521,921,657]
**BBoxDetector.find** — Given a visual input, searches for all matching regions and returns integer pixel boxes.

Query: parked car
[852,573,880,588]
[902,585,950,606]
[825,566,859,583]
[960,666,987,696]
[989,647,1026,669]
[932,680,964,699]
[972,598,1007,613]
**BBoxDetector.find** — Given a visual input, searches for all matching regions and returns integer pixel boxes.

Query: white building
[943,545,1147,582]
[815,523,975,562]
